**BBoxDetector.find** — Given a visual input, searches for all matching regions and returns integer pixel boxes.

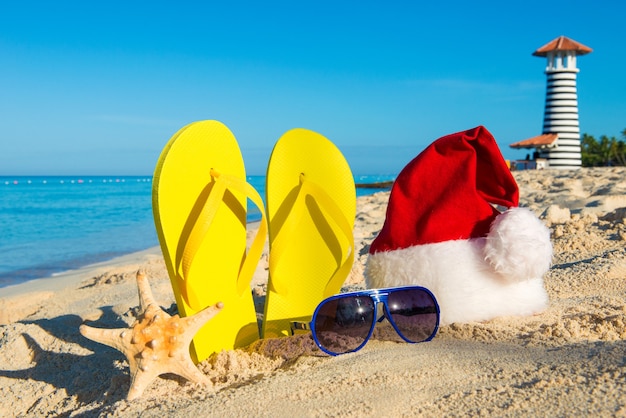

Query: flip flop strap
[269,174,354,297]
[176,169,267,304]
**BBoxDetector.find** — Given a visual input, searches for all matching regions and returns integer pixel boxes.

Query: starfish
[79,270,223,401]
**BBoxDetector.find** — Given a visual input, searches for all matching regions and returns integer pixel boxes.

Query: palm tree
[582,130,626,167]
[614,139,626,166]
[582,134,601,166]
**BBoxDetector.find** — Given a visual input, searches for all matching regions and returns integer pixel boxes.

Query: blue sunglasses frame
[291,286,440,356]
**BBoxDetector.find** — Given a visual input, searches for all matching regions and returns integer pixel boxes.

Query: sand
[1,166,625,417]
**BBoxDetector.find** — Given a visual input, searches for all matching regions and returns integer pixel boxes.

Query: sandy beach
[1,166,625,417]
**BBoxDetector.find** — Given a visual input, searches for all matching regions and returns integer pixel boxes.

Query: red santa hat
[370,125,518,253]
[366,126,552,325]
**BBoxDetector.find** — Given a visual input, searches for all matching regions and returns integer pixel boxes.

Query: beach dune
[1,167,625,416]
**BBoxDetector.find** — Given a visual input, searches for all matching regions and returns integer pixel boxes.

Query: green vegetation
[581,128,626,167]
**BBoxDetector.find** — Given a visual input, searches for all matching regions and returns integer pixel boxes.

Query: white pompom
[484,207,552,282]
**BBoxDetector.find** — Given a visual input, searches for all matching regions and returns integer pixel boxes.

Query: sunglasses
[291,286,440,356]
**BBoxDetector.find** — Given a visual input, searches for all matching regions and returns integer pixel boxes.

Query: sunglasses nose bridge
[369,292,388,304]
[370,294,391,323]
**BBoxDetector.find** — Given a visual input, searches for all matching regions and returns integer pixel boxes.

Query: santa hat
[365,126,552,325]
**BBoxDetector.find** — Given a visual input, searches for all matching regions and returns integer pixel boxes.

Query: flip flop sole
[153,120,259,362]
[262,129,356,338]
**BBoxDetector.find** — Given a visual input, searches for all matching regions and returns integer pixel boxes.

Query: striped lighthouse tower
[533,36,592,169]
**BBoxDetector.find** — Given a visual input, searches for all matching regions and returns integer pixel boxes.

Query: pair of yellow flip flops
[152,120,356,362]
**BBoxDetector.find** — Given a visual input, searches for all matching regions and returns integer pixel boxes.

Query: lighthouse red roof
[533,36,592,57]
[510,133,558,149]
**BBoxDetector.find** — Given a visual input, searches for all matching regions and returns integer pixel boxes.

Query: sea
[0,175,394,289]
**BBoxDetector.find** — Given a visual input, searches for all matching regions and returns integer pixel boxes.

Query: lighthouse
[532,36,592,169]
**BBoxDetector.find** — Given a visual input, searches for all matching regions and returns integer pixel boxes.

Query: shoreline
[0,246,163,299]
[1,174,392,291]
[0,220,264,296]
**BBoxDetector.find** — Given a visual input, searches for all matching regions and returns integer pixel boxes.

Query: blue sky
[1,0,624,176]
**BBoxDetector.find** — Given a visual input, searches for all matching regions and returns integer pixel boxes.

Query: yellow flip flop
[152,120,267,362]
[262,128,356,338]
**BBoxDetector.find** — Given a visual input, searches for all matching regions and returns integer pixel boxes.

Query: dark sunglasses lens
[387,289,438,342]
[313,296,375,354]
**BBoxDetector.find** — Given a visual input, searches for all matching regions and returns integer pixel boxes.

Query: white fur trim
[365,209,552,325]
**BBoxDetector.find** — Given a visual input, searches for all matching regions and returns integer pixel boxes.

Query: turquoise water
[0,175,394,288]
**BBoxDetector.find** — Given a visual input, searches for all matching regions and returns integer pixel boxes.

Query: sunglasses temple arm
[290,321,311,336]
